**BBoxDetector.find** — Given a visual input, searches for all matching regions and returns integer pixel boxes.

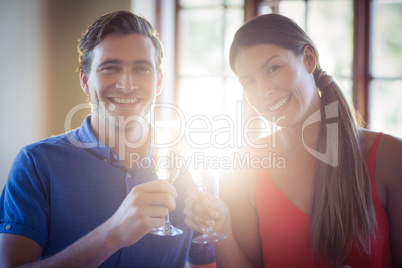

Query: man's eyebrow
[97,59,154,67]
[238,55,280,81]
[132,59,154,66]
[97,59,122,67]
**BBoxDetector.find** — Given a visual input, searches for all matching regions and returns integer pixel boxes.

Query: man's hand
[0,180,178,267]
[104,180,177,248]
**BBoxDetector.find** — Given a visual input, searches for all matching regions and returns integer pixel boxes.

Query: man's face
[80,33,162,129]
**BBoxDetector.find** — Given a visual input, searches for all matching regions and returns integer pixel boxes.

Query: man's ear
[156,73,163,96]
[303,45,317,74]
[80,71,90,94]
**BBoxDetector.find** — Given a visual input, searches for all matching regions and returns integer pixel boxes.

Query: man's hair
[78,11,164,75]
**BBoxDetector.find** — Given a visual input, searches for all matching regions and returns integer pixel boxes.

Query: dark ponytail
[310,67,376,267]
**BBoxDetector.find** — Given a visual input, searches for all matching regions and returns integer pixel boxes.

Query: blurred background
[1,0,401,190]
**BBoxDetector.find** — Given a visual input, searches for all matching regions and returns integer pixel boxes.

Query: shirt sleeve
[0,146,50,249]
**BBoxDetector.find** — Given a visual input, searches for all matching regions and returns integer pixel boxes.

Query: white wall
[0,0,132,191]
[0,0,165,191]
[0,0,46,190]
[131,0,156,26]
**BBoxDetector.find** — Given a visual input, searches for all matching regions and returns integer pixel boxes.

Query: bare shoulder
[360,128,402,185]
[359,128,379,156]
[374,133,402,265]
[359,129,402,264]
[375,132,402,186]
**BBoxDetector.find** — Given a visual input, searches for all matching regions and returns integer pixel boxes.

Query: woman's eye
[268,65,280,73]
[242,80,255,89]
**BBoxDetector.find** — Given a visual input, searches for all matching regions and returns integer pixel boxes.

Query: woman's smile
[267,94,292,112]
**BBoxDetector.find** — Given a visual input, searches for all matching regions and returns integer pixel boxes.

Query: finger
[183,206,208,225]
[184,217,209,234]
[148,217,166,230]
[185,196,213,219]
[187,187,213,207]
[209,197,228,220]
[187,187,199,198]
[134,180,177,198]
[137,205,169,219]
[134,192,176,211]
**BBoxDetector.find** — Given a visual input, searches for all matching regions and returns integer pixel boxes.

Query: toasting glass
[187,148,228,243]
[149,122,183,236]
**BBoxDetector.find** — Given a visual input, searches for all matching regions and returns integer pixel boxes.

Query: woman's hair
[230,14,376,268]
[78,10,164,75]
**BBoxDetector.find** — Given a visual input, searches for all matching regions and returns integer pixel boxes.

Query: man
[0,11,216,267]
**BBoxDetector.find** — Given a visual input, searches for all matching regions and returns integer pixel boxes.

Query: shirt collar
[66,115,116,165]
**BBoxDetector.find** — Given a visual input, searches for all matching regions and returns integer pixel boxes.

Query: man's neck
[90,115,151,169]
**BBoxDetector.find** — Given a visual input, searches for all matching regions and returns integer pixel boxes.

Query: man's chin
[111,115,149,131]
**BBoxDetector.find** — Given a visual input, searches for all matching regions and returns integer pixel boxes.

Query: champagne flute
[187,149,228,243]
[149,122,183,236]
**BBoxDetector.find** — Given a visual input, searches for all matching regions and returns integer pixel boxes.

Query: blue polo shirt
[0,116,215,267]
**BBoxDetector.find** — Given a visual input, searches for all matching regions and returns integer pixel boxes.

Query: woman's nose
[256,79,274,99]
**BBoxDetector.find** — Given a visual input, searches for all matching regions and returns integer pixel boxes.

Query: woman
[184,14,402,268]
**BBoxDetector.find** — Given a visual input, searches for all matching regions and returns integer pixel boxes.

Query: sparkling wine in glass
[188,151,228,243]
[149,123,183,236]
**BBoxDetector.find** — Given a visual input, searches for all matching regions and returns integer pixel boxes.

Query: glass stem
[165,212,171,225]
[198,185,216,234]
[206,225,216,235]
[198,185,206,192]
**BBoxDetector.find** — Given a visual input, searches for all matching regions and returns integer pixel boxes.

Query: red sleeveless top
[256,133,393,267]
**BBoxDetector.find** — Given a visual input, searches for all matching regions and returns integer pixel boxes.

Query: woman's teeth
[269,95,291,111]
[111,97,138,104]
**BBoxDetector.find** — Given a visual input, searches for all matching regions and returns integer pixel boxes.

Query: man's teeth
[269,95,291,111]
[111,97,138,104]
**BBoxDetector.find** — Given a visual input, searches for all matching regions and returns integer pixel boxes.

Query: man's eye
[134,66,152,73]
[100,66,119,72]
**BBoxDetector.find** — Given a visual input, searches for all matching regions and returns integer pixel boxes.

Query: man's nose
[116,70,138,92]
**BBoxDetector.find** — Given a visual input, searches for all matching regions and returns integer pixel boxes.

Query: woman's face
[234,44,320,128]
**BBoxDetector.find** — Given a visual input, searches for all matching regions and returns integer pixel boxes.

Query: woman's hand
[184,187,231,234]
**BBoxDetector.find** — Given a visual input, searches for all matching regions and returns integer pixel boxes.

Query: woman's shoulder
[360,128,402,188]
[360,128,402,159]
[373,130,402,179]
[359,128,380,156]
[361,131,402,266]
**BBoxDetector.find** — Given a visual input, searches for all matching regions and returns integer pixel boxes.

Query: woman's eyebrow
[259,55,280,72]
[238,55,280,80]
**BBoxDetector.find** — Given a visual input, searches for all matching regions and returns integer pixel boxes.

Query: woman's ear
[80,71,89,94]
[303,45,317,74]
